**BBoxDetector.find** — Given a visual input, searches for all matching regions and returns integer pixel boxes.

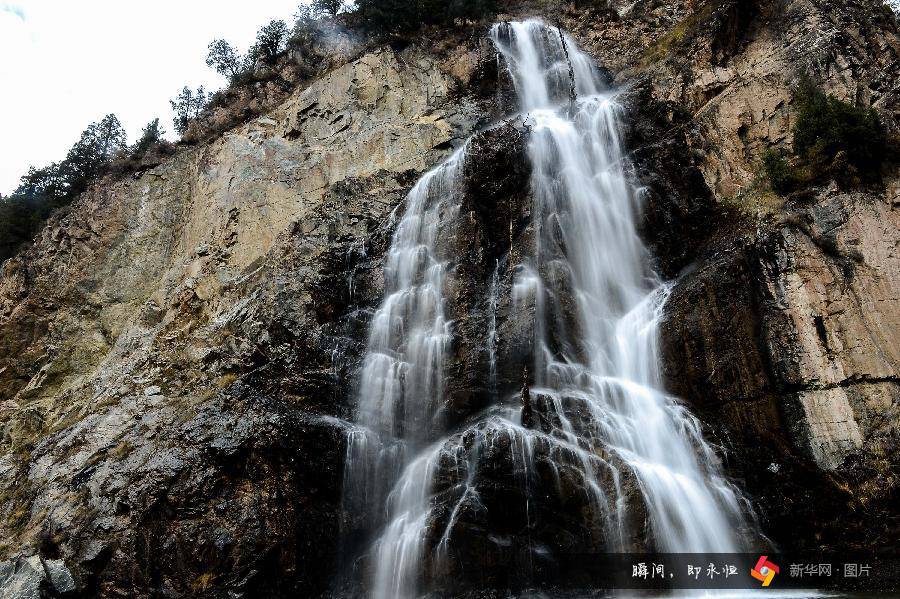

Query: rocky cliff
[1,0,898,597]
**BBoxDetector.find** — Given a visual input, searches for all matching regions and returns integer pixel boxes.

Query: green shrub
[764,77,888,194]
[761,149,796,195]
[792,76,887,179]
[354,0,497,35]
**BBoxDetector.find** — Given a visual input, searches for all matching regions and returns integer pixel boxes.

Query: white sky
[0,0,303,195]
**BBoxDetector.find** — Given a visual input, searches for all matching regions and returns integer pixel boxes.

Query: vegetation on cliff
[170,86,211,136]
[1,1,507,265]
[353,0,496,34]
[764,76,889,194]
[0,115,171,262]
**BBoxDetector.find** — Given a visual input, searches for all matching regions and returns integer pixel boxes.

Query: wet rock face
[0,42,489,597]
[442,120,532,424]
[420,421,648,595]
[0,555,76,598]
[622,81,725,279]
[550,0,900,558]
[62,388,344,598]
[1,1,899,597]
[623,0,900,554]
[660,184,900,551]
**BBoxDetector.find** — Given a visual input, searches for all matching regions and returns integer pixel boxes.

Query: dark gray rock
[0,555,75,599]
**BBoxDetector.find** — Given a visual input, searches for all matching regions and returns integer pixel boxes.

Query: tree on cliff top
[132,118,167,156]
[1,114,128,262]
[170,86,209,136]
[312,0,345,16]
[206,39,245,81]
[62,113,127,196]
[248,19,290,64]
[354,0,497,34]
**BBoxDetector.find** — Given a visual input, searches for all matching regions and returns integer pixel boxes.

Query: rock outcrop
[1,0,898,596]
[606,0,900,553]
[0,42,495,596]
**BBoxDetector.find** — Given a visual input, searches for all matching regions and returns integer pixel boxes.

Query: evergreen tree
[133,118,166,156]
[355,0,419,34]
[61,114,127,196]
[763,77,888,193]
[206,39,245,81]
[791,76,886,177]
[170,86,209,136]
[312,0,344,16]
[14,163,68,207]
[354,0,496,35]
[2,114,128,262]
[0,194,41,262]
[249,20,289,65]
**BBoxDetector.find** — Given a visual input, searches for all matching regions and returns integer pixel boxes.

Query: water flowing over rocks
[1,0,899,596]
[339,22,747,597]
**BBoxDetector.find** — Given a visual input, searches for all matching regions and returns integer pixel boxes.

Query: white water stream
[492,19,743,555]
[343,19,748,599]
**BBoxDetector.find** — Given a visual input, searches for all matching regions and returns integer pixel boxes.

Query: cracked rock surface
[0,1,898,596]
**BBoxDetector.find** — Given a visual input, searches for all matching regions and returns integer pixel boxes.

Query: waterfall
[343,19,747,599]
[342,146,468,599]
[491,19,744,555]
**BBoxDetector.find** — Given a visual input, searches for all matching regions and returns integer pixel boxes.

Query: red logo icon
[750,555,780,586]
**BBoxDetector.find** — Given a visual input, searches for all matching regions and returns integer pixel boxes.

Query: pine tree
[249,20,289,65]
[133,118,166,156]
[61,114,127,196]
[206,39,245,81]
[312,0,344,16]
[170,86,209,136]
[354,0,496,35]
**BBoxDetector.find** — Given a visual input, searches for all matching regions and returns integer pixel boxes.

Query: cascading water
[342,146,468,599]
[342,19,748,599]
[491,19,744,555]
